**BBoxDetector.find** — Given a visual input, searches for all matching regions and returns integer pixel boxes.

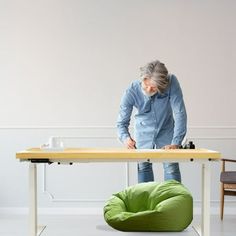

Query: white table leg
[29,163,46,236]
[29,163,37,236]
[201,162,211,236]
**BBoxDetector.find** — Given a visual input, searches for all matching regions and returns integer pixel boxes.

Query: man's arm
[116,89,135,146]
[169,75,187,146]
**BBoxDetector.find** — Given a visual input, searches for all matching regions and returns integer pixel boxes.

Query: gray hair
[140,60,169,93]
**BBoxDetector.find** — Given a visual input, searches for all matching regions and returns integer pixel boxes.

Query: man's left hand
[162,144,179,149]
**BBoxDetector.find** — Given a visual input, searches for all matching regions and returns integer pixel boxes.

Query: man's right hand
[124,137,136,149]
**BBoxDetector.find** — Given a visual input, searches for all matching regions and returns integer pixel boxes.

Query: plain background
[0,0,236,214]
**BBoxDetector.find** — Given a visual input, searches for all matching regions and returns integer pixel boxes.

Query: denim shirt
[117,74,187,149]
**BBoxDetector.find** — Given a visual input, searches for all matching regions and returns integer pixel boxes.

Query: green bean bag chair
[104,180,193,232]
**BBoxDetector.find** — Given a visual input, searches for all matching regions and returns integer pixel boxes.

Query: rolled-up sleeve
[117,90,134,143]
[169,76,187,145]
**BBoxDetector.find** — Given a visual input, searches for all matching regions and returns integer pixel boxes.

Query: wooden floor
[0,214,235,236]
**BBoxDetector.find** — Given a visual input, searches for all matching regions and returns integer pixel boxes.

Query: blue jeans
[138,161,181,183]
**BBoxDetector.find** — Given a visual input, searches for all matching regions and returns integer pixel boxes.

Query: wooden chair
[220,158,236,220]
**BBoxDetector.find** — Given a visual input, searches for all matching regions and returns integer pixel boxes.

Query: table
[16,148,221,236]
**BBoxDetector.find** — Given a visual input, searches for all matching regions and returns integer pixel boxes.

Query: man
[117,60,187,183]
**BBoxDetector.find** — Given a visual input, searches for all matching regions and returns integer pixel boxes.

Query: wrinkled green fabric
[104,180,193,232]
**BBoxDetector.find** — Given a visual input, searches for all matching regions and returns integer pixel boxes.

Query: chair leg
[220,183,224,220]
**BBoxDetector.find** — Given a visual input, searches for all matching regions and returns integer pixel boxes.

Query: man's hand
[124,137,136,149]
[162,144,179,149]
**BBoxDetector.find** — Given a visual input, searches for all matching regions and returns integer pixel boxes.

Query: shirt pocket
[135,113,155,128]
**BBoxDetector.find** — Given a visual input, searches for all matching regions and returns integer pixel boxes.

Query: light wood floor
[0,214,235,236]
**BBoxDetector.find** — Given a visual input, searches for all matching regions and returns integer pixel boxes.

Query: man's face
[141,78,159,97]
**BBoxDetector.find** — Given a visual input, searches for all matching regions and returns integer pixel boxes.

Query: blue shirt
[117,74,187,149]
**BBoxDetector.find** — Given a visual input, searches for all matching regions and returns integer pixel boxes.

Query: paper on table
[41,148,64,152]
[135,149,163,152]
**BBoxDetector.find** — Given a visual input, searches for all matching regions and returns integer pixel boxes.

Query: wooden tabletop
[16,148,221,162]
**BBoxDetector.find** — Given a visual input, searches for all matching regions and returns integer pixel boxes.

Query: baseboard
[0,207,103,215]
[0,206,235,216]
[193,200,236,215]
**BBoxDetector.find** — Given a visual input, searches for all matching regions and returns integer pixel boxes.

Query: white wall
[1,0,236,214]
